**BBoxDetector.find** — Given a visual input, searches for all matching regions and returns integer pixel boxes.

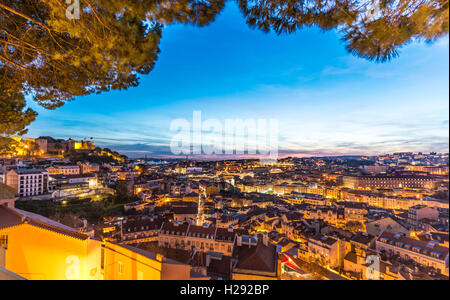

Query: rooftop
[0,205,88,240]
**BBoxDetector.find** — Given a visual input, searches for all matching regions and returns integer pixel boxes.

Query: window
[0,235,8,250]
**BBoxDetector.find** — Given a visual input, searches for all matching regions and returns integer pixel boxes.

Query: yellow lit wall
[74,142,83,150]
[0,224,102,280]
[102,242,163,280]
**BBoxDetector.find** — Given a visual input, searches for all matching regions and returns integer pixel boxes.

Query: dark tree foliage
[0,0,448,117]
[0,68,37,154]
[0,0,164,109]
[238,0,448,62]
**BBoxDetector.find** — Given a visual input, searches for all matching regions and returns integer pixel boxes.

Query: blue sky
[26,3,449,158]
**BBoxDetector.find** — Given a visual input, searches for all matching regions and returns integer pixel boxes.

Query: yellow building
[0,205,102,280]
[103,242,208,280]
[0,206,207,280]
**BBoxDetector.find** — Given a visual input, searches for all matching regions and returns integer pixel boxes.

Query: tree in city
[431,190,449,200]
[54,142,63,156]
[0,0,227,109]
[0,69,37,154]
[25,141,40,156]
[115,181,131,203]
[238,0,448,62]
[0,0,448,134]
[52,212,82,228]
[304,256,328,279]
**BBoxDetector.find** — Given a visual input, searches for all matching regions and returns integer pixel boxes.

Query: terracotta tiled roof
[310,234,338,246]
[378,232,449,260]
[123,217,162,232]
[172,206,198,215]
[215,227,236,242]
[0,205,22,229]
[0,205,88,240]
[187,225,216,237]
[160,222,189,235]
[344,251,358,264]
[351,233,375,246]
[233,240,277,274]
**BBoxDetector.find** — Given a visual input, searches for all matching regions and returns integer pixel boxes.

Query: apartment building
[342,189,439,210]
[302,206,344,228]
[158,222,240,256]
[102,242,208,280]
[172,206,198,224]
[343,175,437,190]
[343,233,378,280]
[298,193,327,206]
[307,234,347,269]
[46,165,80,175]
[408,205,439,230]
[334,202,368,224]
[77,162,100,174]
[121,216,162,244]
[6,169,49,198]
[376,232,449,276]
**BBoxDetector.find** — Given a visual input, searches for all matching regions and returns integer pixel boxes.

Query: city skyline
[23,3,449,158]
[2,0,448,283]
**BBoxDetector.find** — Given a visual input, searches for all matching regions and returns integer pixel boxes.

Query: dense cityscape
[1,0,448,285]
[1,136,448,280]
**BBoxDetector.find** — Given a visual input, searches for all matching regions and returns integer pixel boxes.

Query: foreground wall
[0,224,102,280]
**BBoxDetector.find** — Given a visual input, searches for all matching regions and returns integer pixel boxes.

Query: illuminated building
[46,165,80,175]
[121,216,161,244]
[273,184,325,197]
[405,165,449,175]
[173,206,198,224]
[0,206,208,280]
[407,205,439,230]
[158,222,240,256]
[77,162,100,174]
[343,233,377,279]
[0,205,102,280]
[342,189,448,210]
[199,182,219,197]
[376,232,449,276]
[343,175,437,190]
[334,202,368,225]
[102,242,208,280]
[307,234,347,269]
[5,169,49,198]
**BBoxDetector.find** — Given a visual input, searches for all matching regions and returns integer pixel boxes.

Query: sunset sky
[25,3,449,158]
